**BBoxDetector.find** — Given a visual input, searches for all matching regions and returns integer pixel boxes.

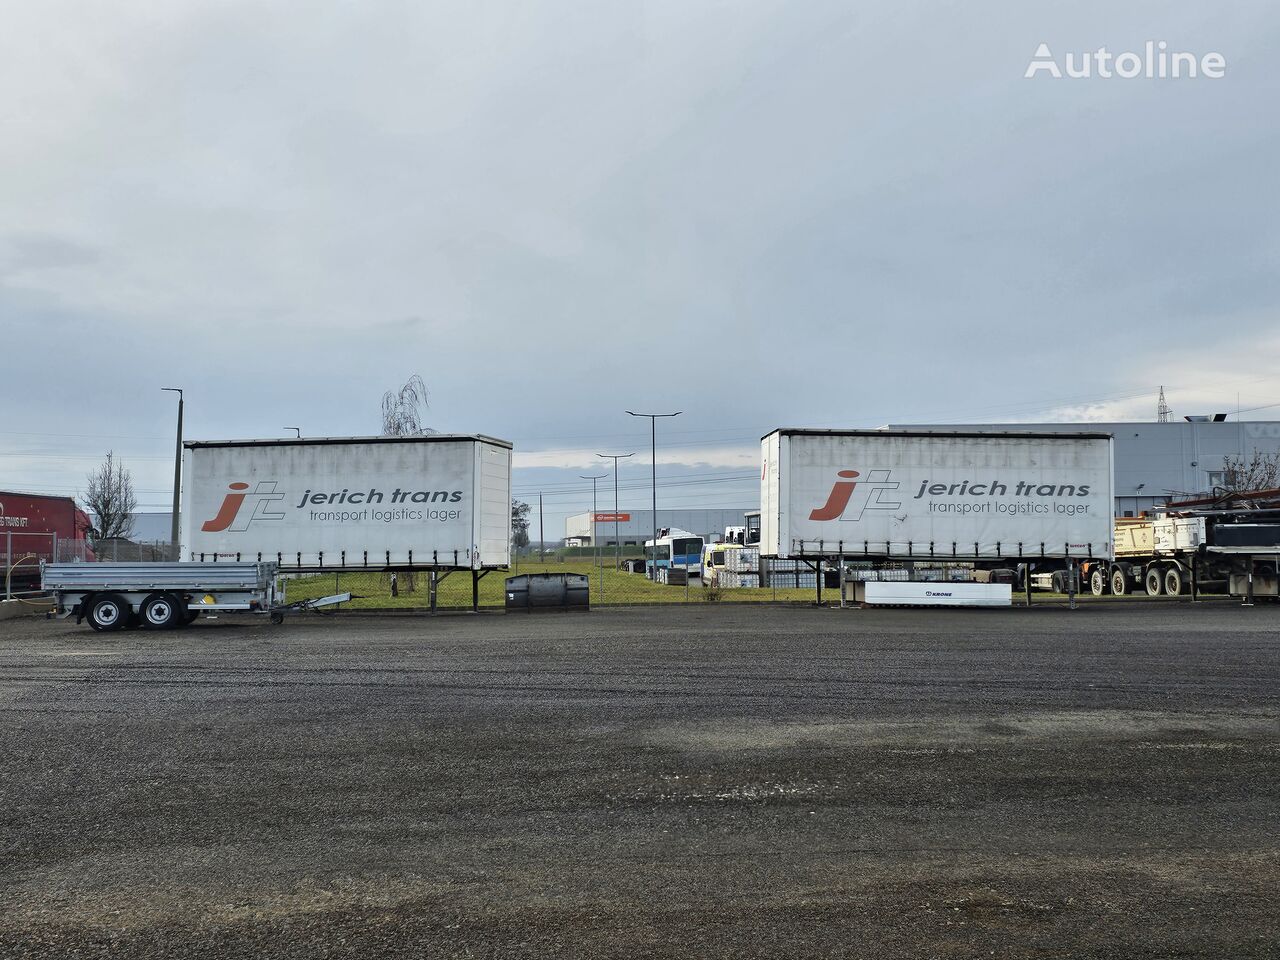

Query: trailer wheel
[140,592,182,630]
[1090,568,1107,596]
[1164,568,1186,597]
[184,610,200,625]
[1111,569,1129,596]
[87,594,129,632]
[1145,568,1164,596]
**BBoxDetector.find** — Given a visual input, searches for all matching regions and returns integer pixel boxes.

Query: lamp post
[161,388,183,559]
[581,473,607,595]
[626,411,681,580]
[597,452,633,572]
[285,427,301,438]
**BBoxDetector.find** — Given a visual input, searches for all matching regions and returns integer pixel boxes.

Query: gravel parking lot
[1,603,1277,958]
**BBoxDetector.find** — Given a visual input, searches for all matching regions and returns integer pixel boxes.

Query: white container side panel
[182,440,487,567]
[760,433,783,557]
[766,432,1113,560]
[475,441,512,568]
[861,582,1012,607]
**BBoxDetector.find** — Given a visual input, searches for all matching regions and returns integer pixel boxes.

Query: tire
[1090,567,1107,596]
[1164,568,1186,597]
[1111,569,1129,596]
[140,592,182,630]
[184,611,200,625]
[87,594,129,632]
[1145,568,1164,596]
[1051,571,1067,594]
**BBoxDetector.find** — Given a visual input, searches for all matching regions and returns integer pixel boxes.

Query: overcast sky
[2,0,1278,537]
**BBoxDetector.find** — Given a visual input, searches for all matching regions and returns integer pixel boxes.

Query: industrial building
[564,508,754,547]
[888,420,1280,517]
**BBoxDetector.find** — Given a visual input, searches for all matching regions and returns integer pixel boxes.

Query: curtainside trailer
[182,434,512,575]
[760,429,1114,586]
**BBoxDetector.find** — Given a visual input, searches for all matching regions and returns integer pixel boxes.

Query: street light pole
[581,473,607,595]
[161,388,183,559]
[598,453,633,572]
[626,411,681,580]
[285,427,301,438]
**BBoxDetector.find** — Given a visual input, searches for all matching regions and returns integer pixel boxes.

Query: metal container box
[760,428,1114,561]
[182,434,512,571]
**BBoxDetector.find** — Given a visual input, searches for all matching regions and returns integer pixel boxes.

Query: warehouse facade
[565,508,753,547]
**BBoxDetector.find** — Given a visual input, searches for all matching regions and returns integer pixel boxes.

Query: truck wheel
[1164,569,1186,597]
[140,592,182,630]
[87,594,129,632]
[1090,568,1107,596]
[1111,569,1129,596]
[1051,571,1067,594]
[1145,568,1164,596]
[184,611,200,625]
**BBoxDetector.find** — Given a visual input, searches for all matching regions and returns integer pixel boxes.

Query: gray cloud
[1,1,1278,534]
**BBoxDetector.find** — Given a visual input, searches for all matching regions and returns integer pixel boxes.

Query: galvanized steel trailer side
[41,561,299,631]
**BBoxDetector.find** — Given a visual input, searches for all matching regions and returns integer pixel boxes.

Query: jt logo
[201,481,287,532]
[809,469,901,522]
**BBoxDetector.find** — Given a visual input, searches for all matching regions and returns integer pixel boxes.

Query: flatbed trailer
[41,561,350,631]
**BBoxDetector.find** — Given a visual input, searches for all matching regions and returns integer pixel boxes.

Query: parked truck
[1079,489,1280,598]
[759,429,1115,596]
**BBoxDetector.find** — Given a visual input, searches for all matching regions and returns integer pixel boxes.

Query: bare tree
[1220,450,1280,493]
[82,452,137,543]
[381,374,433,436]
[511,500,531,550]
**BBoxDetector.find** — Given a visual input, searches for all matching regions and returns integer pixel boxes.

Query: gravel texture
[1,603,1277,958]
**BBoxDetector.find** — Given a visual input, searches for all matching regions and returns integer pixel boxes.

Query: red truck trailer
[1,491,94,595]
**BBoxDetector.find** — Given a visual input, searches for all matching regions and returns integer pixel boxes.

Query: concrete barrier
[0,598,54,620]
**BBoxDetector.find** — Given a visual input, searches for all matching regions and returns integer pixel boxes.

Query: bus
[643,529,704,583]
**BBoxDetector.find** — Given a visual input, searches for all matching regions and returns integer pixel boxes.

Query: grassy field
[282,560,821,609]
[280,562,1221,611]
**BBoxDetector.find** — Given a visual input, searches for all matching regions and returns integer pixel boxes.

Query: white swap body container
[182,434,512,570]
[761,429,1114,562]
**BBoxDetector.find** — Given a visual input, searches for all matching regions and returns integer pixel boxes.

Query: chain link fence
[7,534,984,610]
[3,533,93,599]
[277,554,935,611]
[3,535,178,600]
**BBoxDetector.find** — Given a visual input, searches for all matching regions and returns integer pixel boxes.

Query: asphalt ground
[1,603,1277,958]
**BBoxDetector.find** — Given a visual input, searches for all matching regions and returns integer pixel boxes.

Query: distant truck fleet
[1077,490,1280,599]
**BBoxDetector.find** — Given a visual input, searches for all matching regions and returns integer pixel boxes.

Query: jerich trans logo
[202,481,287,532]
[809,469,901,522]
